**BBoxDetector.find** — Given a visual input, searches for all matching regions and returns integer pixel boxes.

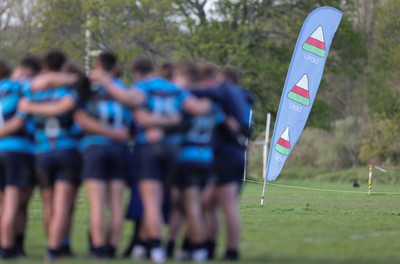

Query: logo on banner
[287,74,310,106]
[302,26,326,58]
[274,126,291,156]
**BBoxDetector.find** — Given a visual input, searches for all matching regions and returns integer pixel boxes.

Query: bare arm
[18,97,76,117]
[134,109,182,128]
[0,116,25,138]
[74,110,128,142]
[183,96,211,116]
[31,73,78,91]
[90,69,145,108]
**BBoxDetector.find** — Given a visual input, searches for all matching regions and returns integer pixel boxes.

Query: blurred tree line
[0,0,399,168]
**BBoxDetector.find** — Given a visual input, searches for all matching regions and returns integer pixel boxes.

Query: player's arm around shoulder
[30,72,78,92]
[74,109,128,142]
[182,95,211,116]
[90,69,145,108]
[18,95,76,117]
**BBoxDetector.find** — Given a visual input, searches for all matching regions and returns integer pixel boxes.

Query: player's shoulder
[0,78,21,92]
[137,77,182,93]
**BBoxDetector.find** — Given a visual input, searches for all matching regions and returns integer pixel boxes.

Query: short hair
[220,66,242,85]
[98,51,117,73]
[131,55,153,75]
[43,49,67,71]
[156,61,174,80]
[18,56,42,75]
[0,59,11,80]
[174,60,199,83]
[197,62,218,81]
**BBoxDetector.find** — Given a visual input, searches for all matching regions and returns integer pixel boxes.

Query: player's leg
[45,149,81,261]
[202,180,218,260]
[15,153,35,256]
[86,179,107,255]
[215,148,244,260]
[0,186,20,258]
[82,145,108,258]
[166,186,183,259]
[139,179,163,260]
[47,181,75,256]
[106,144,128,257]
[60,184,78,257]
[35,153,56,239]
[216,182,241,260]
[0,153,25,258]
[183,185,206,261]
[15,186,33,256]
[108,179,125,256]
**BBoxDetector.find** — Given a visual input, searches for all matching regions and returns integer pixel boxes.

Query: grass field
[17,178,400,263]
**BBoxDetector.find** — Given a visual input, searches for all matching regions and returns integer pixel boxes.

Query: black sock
[1,247,18,259]
[91,245,108,258]
[205,240,216,260]
[166,240,175,258]
[106,245,116,258]
[15,235,25,256]
[47,247,61,258]
[191,242,205,251]
[148,239,161,250]
[224,249,239,260]
[181,237,192,252]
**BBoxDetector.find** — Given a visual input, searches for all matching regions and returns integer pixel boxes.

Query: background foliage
[1,0,399,168]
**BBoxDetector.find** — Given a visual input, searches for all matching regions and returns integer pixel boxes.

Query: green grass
[18,179,400,263]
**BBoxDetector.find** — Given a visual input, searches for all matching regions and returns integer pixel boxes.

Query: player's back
[80,78,131,149]
[135,77,189,145]
[27,86,79,153]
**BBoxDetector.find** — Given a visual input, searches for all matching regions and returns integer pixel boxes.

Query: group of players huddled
[0,49,254,263]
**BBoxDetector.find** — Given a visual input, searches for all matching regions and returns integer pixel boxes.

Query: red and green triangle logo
[287,74,310,106]
[302,26,326,58]
[274,126,290,156]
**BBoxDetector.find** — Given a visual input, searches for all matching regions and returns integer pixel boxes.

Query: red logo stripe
[305,37,325,50]
[277,138,290,149]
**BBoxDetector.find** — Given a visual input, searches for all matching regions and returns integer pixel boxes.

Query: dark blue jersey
[0,79,33,153]
[80,78,131,150]
[135,77,189,144]
[178,103,224,165]
[192,82,254,149]
[24,84,80,153]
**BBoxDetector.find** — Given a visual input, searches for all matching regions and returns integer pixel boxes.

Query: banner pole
[243,110,253,183]
[368,164,372,196]
[261,113,271,205]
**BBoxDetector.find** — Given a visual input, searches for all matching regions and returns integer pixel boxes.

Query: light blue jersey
[79,78,131,150]
[135,77,189,144]
[0,79,33,153]
[25,85,80,153]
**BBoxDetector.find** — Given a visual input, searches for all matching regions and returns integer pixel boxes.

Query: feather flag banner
[266,7,343,181]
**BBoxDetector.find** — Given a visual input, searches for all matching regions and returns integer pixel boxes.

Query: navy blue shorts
[173,163,212,190]
[136,143,179,183]
[82,143,129,182]
[214,146,245,186]
[0,152,35,191]
[35,149,82,188]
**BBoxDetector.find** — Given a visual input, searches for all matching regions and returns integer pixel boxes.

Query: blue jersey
[179,103,224,165]
[80,79,131,150]
[0,79,33,153]
[25,85,80,153]
[135,77,189,144]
